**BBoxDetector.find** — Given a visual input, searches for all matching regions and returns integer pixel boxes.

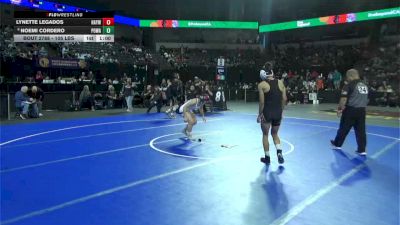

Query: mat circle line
[149,132,295,160]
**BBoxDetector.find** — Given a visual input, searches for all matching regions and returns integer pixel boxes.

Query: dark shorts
[263,111,282,126]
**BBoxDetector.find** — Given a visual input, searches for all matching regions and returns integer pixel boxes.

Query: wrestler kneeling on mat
[180,96,207,139]
[257,63,287,164]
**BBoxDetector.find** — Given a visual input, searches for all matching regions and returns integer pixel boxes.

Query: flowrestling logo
[188,21,212,27]
[368,9,400,18]
[297,20,311,27]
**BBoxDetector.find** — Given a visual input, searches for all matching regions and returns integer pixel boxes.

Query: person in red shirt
[35,71,44,83]
[317,76,325,91]
[288,70,294,79]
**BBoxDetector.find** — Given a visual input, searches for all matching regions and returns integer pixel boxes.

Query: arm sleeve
[15,92,22,102]
[341,84,350,98]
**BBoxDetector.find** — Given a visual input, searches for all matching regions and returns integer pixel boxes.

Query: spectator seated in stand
[375,93,388,106]
[100,78,108,85]
[106,85,117,108]
[93,93,105,110]
[286,88,296,104]
[387,92,399,107]
[27,85,44,117]
[15,86,39,119]
[112,78,120,84]
[78,85,95,111]
[143,85,153,108]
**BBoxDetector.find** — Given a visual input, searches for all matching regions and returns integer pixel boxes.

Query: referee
[331,69,369,155]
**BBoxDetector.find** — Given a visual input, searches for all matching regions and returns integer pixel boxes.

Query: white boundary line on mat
[0,118,223,147]
[2,122,188,149]
[1,139,179,174]
[149,132,295,160]
[0,119,169,147]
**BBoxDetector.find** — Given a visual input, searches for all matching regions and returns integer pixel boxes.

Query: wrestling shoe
[182,128,192,139]
[330,140,342,150]
[355,150,367,156]
[260,156,270,164]
[277,150,285,164]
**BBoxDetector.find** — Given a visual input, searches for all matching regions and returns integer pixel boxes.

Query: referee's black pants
[333,106,367,152]
[147,100,162,113]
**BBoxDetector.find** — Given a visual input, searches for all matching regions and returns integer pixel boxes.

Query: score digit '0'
[102,18,114,26]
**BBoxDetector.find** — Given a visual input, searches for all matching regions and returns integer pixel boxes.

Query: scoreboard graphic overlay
[13,12,115,42]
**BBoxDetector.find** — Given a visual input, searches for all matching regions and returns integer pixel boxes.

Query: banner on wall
[139,20,258,29]
[37,57,87,69]
[259,7,400,33]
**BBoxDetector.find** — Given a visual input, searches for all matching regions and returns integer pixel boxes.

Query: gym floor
[1,102,399,225]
